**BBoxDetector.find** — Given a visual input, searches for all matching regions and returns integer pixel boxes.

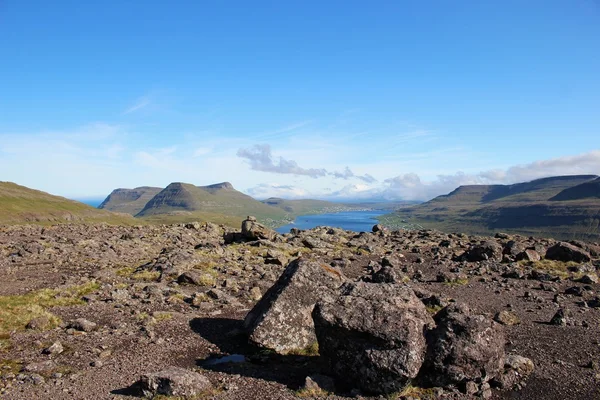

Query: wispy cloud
[237,144,378,183]
[237,144,328,178]
[123,96,151,115]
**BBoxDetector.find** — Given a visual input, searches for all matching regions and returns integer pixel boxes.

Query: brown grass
[0,281,100,337]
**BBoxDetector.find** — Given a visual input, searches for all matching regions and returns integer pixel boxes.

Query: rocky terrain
[1,218,599,399]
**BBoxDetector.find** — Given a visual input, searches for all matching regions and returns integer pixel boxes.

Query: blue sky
[1,1,599,201]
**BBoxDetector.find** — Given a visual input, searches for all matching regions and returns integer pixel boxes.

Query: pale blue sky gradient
[1,1,599,200]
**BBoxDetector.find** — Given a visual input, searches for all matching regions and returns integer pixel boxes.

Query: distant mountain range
[98,182,352,227]
[0,182,134,225]
[2,176,599,240]
[383,175,600,240]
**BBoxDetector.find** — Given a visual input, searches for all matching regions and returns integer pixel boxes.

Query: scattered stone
[516,249,541,262]
[313,282,433,394]
[26,316,52,330]
[464,241,503,262]
[494,310,520,326]
[494,354,535,389]
[579,274,598,284]
[546,242,591,263]
[302,374,336,393]
[550,308,570,326]
[42,341,64,355]
[372,224,385,233]
[67,318,97,332]
[139,367,212,398]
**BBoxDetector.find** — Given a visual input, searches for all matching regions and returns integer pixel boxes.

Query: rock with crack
[312,282,434,394]
[138,367,212,397]
[423,303,505,388]
[243,258,346,354]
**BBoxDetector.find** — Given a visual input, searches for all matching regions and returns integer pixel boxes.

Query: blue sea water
[76,198,104,208]
[275,210,387,234]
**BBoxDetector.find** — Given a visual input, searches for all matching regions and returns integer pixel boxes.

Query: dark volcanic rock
[312,282,433,394]
[243,258,346,354]
[546,242,591,263]
[464,241,503,262]
[423,303,505,388]
[516,249,541,262]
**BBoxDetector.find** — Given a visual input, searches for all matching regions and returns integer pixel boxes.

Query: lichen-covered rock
[423,303,505,387]
[139,367,212,397]
[241,216,278,241]
[244,258,346,354]
[546,242,591,263]
[312,282,433,394]
[493,354,535,389]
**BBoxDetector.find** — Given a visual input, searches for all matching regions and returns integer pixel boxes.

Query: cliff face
[98,187,163,215]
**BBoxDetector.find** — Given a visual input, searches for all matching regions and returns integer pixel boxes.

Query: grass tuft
[288,342,319,356]
[0,281,100,338]
[387,383,435,400]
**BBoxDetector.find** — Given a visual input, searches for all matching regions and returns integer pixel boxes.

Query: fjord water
[275,210,387,234]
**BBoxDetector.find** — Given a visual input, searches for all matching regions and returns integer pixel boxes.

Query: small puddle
[201,354,247,366]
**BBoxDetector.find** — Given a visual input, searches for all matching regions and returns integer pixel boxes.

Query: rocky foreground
[0,218,599,399]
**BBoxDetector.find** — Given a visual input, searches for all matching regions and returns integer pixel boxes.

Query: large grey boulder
[312,282,433,394]
[139,367,212,397]
[244,258,346,354]
[241,216,278,241]
[546,242,591,263]
[423,303,505,387]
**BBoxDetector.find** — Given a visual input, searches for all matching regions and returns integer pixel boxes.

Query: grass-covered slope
[98,186,162,215]
[260,197,338,215]
[0,182,134,225]
[382,175,600,240]
[136,182,287,226]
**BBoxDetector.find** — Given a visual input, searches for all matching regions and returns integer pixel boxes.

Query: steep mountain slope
[383,175,600,240]
[550,177,600,201]
[136,182,287,225]
[0,182,134,225]
[98,186,162,215]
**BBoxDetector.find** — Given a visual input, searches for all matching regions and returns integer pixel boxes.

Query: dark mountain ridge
[385,175,600,240]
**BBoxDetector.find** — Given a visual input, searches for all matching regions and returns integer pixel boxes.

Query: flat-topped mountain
[98,186,162,215]
[384,175,600,240]
[432,175,598,205]
[0,182,133,225]
[135,182,287,225]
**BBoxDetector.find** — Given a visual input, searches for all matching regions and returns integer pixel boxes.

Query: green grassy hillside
[136,182,287,227]
[260,197,338,215]
[381,175,600,240]
[0,182,135,225]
